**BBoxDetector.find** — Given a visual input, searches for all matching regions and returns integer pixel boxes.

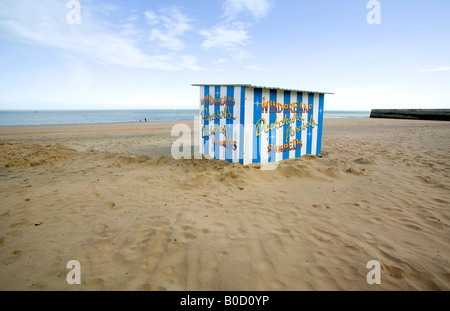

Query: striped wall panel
[199,85,326,165]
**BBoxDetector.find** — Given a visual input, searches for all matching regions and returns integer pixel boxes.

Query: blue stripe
[283,91,291,160]
[295,92,303,158]
[239,87,245,164]
[203,86,209,155]
[306,93,314,155]
[225,86,234,163]
[214,86,221,160]
[269,89,277,163]
[317,94,324,155]
[253,88,262,163]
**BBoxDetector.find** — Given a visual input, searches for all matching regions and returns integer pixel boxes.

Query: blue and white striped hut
[193,84,333,165]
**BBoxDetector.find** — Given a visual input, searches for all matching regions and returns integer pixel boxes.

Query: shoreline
[0,111,371,128]
[0,119,188,129]
[0,116,446,130]
[10,115,447,131]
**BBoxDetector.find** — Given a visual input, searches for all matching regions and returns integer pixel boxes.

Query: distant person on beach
[145,118,147,122]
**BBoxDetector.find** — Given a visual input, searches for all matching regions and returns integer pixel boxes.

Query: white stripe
[276,90,284,163]
[219,86,227,160]
[243,88,254,165]
[199,86,204,155]
[289,91,297,160]
[205,87,211,158]
[301,92,308,156]
[312,93,319,155]
[209,85,215,158]
[233,86,241,163]
[260,88,270,164]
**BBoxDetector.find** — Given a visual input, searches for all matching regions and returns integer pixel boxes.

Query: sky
[0,0,449,111]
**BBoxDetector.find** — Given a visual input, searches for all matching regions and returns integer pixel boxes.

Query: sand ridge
[0,119,449,290]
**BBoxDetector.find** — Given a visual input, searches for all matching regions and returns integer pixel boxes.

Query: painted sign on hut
[193,84,333,165]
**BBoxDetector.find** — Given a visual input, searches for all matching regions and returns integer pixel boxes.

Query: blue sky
[0,0,449,110]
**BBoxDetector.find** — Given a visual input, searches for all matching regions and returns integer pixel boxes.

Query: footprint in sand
[93,223,108,236]
[200,229,210,235]
[213,223,227,230]
[362,232,378,244]
[315,228,338,239]
[425,216,441,223]
[311,204,331,209]
[166,265,175,275]
[9,218,29,228]
[308,265,331,278]
[381,263,404,279]
[148,251,163,259]
[344,244,358,251]
[255,257,274,273]
[182,232,197,241]
[416,176,433,183]
[28,283,45,290]
[432,198,448,204]
[4,249,21,265]
[404,224,422,231]
[273,228,291,235]
[153,220,170,229]
[371,217,384,224]
[85,278,105,289]
[104,201,116,208]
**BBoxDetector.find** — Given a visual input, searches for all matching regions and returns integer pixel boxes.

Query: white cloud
[222,0,273,20]
[420,66,450,72]
[149,29,185,51]
[146,7,193,51]
[117,15,141,37]
[90,3,120,16]
[246,65,266,71]
[0,0,200,71]
[200,0,272,59]
[144,10,160,25]
[179,55,202,71]
[200,22,249,50]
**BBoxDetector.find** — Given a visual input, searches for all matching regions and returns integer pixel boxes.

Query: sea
[0,110,370,126]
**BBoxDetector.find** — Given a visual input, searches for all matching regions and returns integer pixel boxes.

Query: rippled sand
[0,118,449,290]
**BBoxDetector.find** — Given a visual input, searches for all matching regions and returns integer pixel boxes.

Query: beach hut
[193,84,333,165]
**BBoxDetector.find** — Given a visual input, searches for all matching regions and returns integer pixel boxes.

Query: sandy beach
[0,118,449,291]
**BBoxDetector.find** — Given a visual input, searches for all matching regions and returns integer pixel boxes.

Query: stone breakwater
[370,109,450,121]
